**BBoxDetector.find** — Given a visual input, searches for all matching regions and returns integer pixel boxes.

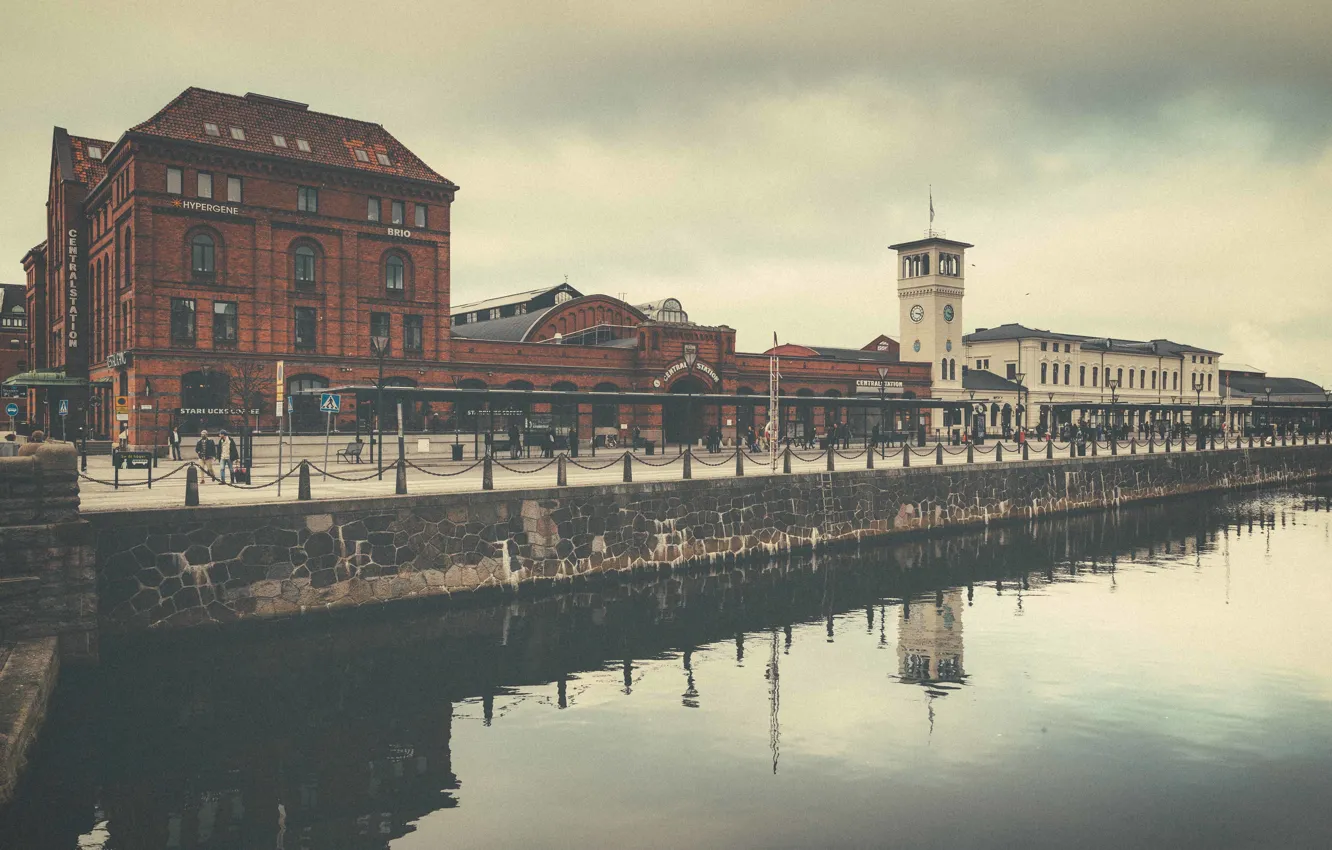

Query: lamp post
[1014,371,1026,435]
[683,345,698,451]
[371,334,390,480]
[878,365,890,451]
[1106,378,1119,436]
[1264,386,1273,442]
[1324,389,1331,436]
[144,379,158,467]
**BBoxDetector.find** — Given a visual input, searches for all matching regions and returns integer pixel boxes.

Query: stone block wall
[0,444,97,662]
[92,446,1332,633]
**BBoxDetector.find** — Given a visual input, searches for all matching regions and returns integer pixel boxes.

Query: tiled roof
[69,135,113,185]
[451,306,558,342]
[128,87,455,187]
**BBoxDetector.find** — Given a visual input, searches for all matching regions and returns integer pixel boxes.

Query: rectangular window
[415,204,426,228]
[87,146,102,160]
[1064,343,1071,353]
[197,172,213,198]
[1006,363,1016,380]
[489,308,501,320]
[230,127,246,140]
[227,176,242,203]
[466,312,477,324]
[404,315,423,354]
[204,122,220,137]
[1040,341,1047,351]
[166,167,183,194]
[296,139,310,152]
[294,307,317,351]
[170,298,196,344]
[272,135,287,148]
[212,301,238,345]
[369,312,391,354]
[354,149,370,162]
[391,200,405,225]
[376,152,391,166]
[367,197,380,221]
[298,186,318,212]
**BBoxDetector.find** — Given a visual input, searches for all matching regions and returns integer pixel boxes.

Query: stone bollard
[684,446,692,479]
[967,443,974,463]
[866,444,874,469]
[1304,433,1309,446]
[736,447,745,476]
[902,444,910,467]
[395,457,407,495]
[1046,441,1054,459]
[996,443,1003,462]
[185,464,199,506]
[1165,437,1172,453]
[1022,441,1029,461]
[624,451,633,482]
[1248,435,1253,449]
[827,444,835,471]
[557,454,568,486]
[299,460,312,500]
[483,453,494,490]
[1129,439,1135,454]
[1282,432,1287,447]
[1091,439,1098,456]
[1111,438,1117,456]
[783,445,792,474]
[937,443,944,465]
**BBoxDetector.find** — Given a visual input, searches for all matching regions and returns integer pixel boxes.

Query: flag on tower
[929,186,935,224]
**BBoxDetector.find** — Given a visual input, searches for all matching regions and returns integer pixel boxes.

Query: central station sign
[853,379,905,394]
[662,358,720,384]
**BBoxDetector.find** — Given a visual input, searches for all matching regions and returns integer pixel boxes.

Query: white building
[893,232,1224,437]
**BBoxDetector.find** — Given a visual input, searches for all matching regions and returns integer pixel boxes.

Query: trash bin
[417,438,431,454]
[645,441,655,456]
[450,443,464,461]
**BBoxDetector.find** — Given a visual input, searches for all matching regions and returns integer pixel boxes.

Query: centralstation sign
[853,379,905,394]
[662,358,720,384]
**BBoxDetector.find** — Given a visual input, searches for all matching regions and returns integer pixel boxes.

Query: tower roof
[888,236,973,252]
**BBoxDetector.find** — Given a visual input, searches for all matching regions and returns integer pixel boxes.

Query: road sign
[320,393,341,413]
[287,396,294,413]
[1,385,24,398]
[58,399,69,416]
[276,360,285,404]
[114,395,128,415]
[5,403,17,418]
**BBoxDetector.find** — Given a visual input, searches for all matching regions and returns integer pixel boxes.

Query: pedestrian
[544,430,555,458]
[508,422,521,459]
[841,422,850,450]
[17,430,45,457]
[217,429,239,484]
[169,424,182,460]
[195,429,217,481]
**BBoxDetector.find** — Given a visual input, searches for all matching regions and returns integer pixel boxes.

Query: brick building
[1,283,29,423]
[17,87,932,448]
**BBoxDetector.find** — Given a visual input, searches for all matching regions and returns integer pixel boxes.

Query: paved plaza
[71,434,1296,513]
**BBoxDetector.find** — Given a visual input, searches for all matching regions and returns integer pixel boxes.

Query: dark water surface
[5,485,1332,849]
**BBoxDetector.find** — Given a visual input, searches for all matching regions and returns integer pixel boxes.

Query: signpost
[6,402,17,434]
[320,393,341,478]
[58,398,69,441]
[276,360,286,496]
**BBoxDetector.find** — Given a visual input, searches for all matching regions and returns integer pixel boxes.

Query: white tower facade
[892,236,971,390]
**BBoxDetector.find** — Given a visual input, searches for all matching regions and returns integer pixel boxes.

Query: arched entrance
[663,376,708,445]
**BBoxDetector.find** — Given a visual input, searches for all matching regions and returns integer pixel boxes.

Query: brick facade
[20,87,932,446]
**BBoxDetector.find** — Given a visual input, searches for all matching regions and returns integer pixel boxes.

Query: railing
[76,430,1331,507]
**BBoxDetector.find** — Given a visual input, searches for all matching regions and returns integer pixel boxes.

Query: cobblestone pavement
[74,437,1295,513]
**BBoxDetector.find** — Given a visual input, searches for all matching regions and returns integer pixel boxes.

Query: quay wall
[89,445,1332,633]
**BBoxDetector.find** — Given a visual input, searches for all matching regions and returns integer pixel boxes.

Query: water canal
[4,483,1332,849]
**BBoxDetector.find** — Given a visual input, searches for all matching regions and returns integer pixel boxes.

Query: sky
[2,1,1329,385]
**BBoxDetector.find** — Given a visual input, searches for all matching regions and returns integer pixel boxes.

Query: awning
[1,370,113,388]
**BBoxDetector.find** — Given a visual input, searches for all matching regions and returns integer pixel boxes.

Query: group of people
[189,429,240,484]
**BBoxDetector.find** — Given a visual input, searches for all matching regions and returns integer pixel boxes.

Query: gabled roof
[127,87,455,187]
[451,283,582,316]
[451,306,558,342]
[965,323,1087,343]
[68,134,113,185]
[962,369,1023,393]
[0,283,27,316]
[1219,362,1265,376]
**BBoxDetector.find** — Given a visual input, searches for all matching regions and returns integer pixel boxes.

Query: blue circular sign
[5,403,17,418]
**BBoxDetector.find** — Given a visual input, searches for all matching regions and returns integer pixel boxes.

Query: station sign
[662,358,720,384]
[853,379,905,394]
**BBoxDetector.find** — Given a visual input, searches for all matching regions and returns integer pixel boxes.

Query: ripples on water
[4,484,1332,849]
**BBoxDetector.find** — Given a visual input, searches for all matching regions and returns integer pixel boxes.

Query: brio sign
[387,227,412,238]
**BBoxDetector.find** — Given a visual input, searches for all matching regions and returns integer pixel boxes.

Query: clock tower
[891,235,972,391]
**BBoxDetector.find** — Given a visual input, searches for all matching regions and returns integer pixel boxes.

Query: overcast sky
[3,1,1329,384]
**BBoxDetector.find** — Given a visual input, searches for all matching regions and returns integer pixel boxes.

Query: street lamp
[878,365,890,452]
[1014,371,1026,434]
[143,379,157,468]
[371,334,390,479]
[1264,385,1273,442]
[683,345,698,451]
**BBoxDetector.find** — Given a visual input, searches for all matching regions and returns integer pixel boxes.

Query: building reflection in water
[897,589,966,688]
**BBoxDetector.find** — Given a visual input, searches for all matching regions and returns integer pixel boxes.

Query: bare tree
[225,359,272,434]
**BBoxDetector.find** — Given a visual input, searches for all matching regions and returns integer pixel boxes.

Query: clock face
[912,340,921,353]
[943,304,955,323]
[910,304,924,323]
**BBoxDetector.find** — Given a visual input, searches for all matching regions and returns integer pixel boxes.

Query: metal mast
[769,348,780,471]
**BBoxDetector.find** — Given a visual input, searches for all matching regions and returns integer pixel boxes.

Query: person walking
[217,430,239,484]
[169,424,182,460]
[508,422,522,459]
[195,430,217,482]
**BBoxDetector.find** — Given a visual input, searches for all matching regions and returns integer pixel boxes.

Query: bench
[336,441,365,463]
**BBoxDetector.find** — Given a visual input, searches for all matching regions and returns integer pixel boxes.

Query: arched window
[1064,364,1070,385]
[1040,362,1048,384]
[1151,371,1157,389]
[123,229,132,289]
[1140,369,1146,389]
[1117,368,1124,386]
[949,359,956,381]
[294,245,316,290]
[941,358,947,380]
[1207,373,1213,391]
[1092,366,1098,387]
[191,234,215,274]
[1080,365,1086,386]
[1173,371,1178,390]
[385,254,405,294]
[1129,369,1134,389]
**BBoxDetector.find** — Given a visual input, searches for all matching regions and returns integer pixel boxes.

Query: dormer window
[376,152,391,166]
[272,135,287,147]
[354,149,370,162]
[203,123,220,136]
[230,127,246,140]
[87,146,103,160]
[296,139,310,152]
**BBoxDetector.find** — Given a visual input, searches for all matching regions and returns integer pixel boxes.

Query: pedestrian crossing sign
[320,393,341,413]
[58,399,69,416]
